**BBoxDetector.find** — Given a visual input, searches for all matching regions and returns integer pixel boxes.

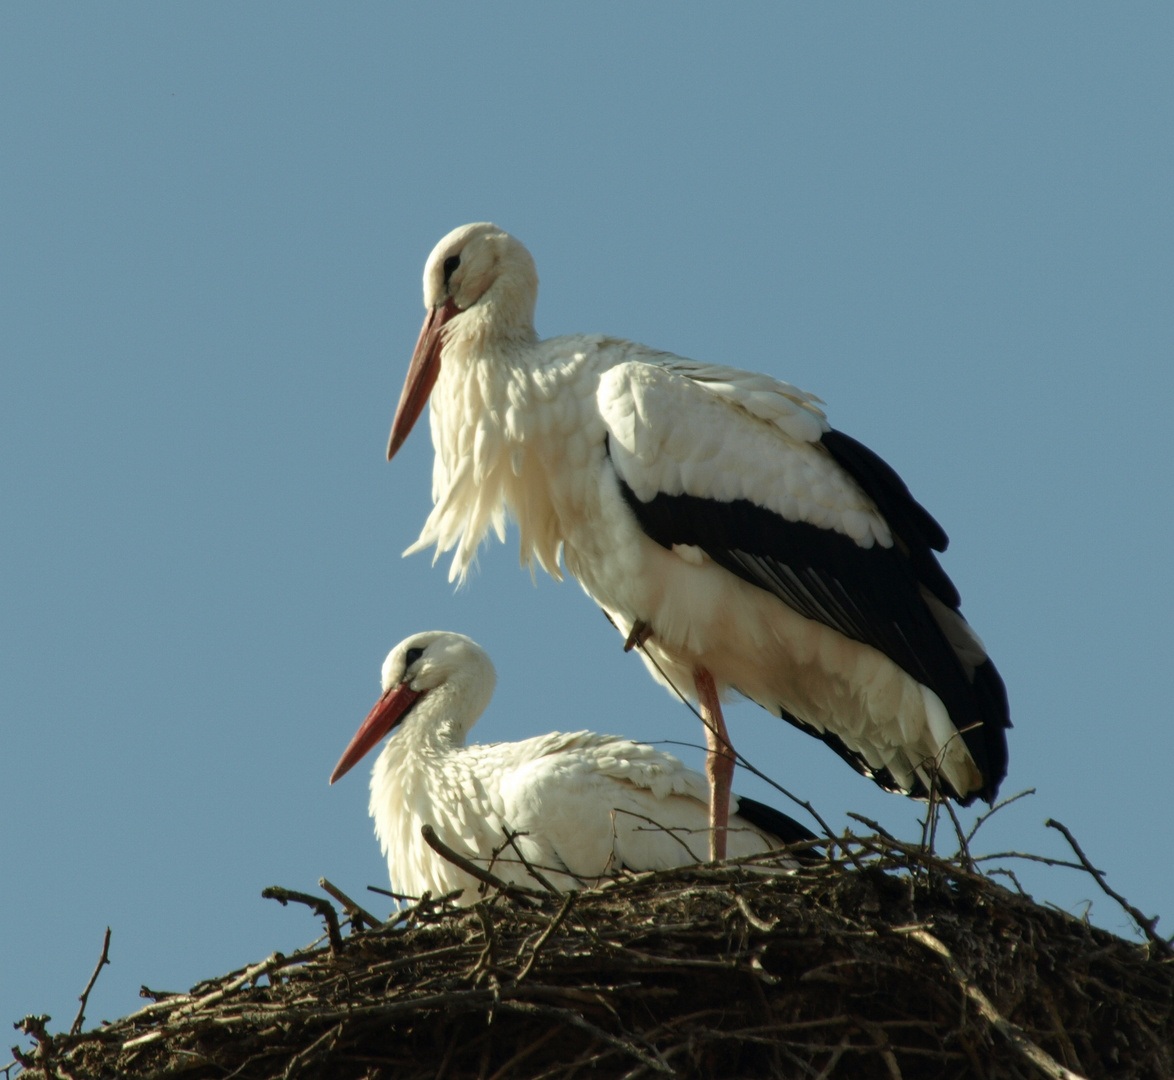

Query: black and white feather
[389,223,1010,808]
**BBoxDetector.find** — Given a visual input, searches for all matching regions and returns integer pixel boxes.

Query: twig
[485,1024,565,1080]
[469,904,497,982]
[71,926,112,1035]
[629,644,834,841]
[812,1033,852,1079]
[919,760,940,855]
[262,887,343,953]
[516,892,577,984]
[972,851,1090,872]
[655,736,836,849]
[1045,818,1173,957]
[734,893,778,933]
[500,828,564,896]
[420,824,544,907]
[14,1016,53,1072]
[986,868,1028,896]
[6,1048,33,1075]
[318,877,379,930]
[849,834,998,892]
[138,985,177,1003]
[940,796,974,872]
[164,952,291,1025]
[283,1020,343,1079]
[966,788,1036,843]
[845,813,897,843]
[398,888,467,927]
[366,885,418,901]
[498,1000,676,1076]
[899,927,1089,1080]
[614,809,705,863]
[854,1016,903,1080]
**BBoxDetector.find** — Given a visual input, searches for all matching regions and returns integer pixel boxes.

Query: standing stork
[386,223,1010,859]
[330,631,816,902]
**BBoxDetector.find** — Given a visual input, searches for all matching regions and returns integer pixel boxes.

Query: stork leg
[694,666,734,862]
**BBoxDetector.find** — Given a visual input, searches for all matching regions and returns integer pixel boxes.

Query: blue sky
[3,5,1171,1042]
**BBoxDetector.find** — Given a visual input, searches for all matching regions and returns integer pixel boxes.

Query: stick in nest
[1045,817,1173,957]
[318,877,379,930]
[420,824,546,907]
[261,886,343,953]
[900,926,1089,1080]
[497,828,565,896]
[515,892,577,984]
[70,925,112,1036]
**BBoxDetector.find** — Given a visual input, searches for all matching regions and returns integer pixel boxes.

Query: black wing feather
[820,429,959,608]
[733,795,824,863]
[610,430,1009,803]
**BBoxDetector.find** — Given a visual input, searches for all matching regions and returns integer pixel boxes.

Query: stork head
[387,223,539,460]
[329,631,497,783]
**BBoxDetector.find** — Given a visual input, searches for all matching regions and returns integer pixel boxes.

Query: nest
[12,823,1173,1080]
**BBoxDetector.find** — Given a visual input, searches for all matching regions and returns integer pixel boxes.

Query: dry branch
[318,877,379,931]
[421,823,544,907]
[261,887,342,953]
[1045,817,1173,958]
[900,927,1087,1080]
[70,927,112,1036]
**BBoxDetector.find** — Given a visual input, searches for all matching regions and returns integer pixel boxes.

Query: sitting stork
[385,223,1010,859]
[330,631,816,901]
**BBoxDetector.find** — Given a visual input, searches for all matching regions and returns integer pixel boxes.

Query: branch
[13,1016,53,1073]
[71,926,112,1035]
[972,851,1090,872]
[900,927,1088,1080]
[613,809,706,864]
[498,1000,676,1076]
[966,788,1036,843]
[1045,818,1173,957]
[420,824,544,907]
[939,796,973,872]
[515,892,577,984]
[366,884,419,902]
[318,877,379,930]
[262,887,343,953]
[500,828,564,896]
[845,813,897,843]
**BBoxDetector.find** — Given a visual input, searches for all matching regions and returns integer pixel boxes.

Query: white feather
[362,633,801,904]
[393,224,992,803]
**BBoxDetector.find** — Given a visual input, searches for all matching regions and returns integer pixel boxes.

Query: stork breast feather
[598,363,891,548]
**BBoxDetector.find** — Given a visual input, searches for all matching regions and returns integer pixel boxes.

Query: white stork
[386,223,1010,860]
[329,631,815,902]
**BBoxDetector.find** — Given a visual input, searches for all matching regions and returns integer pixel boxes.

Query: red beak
[387,298,461,461]
[329,683,423,784]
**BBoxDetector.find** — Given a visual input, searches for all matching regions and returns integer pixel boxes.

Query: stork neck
[398,693,475,755]
[447,298,538,361]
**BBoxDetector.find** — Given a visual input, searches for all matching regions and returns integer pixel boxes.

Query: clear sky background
[3,4,1171,1043]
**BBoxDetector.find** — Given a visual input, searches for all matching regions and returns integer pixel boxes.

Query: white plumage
[329,631,813,903]
[386,223,1009,859]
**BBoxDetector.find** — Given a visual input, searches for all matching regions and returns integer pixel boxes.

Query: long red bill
[387,297,461,461]
[329,682,423,784]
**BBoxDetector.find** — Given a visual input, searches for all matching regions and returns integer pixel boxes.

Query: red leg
[694,666,734,861]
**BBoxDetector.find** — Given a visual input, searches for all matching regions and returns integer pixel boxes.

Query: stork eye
[443,255,460,284]
[405,647,425,667]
